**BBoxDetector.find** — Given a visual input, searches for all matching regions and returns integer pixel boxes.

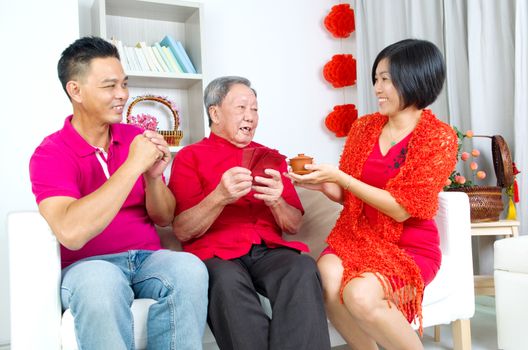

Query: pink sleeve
[29,145,81,204]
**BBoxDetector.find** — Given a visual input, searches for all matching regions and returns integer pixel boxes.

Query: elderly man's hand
[253,169,284,207]
[143,130,171,179]
[216,167,253,205]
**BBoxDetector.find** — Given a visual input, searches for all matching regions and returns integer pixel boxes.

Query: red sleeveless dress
[322,133,442,286]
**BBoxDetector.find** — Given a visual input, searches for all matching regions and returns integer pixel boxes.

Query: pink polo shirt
[30,115,161,268]
[168,132,308,261]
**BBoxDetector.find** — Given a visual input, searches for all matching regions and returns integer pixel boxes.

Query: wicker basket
[491,135,514,188]
[446,134,513,222]
[446,186,504,222]
[126,95,183,146]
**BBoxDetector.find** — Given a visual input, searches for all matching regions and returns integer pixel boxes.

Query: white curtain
[514,0,528,236]
[354,0,447,120]
[467,0,515,187]
[443,0,470,131]
[353,0,527,235]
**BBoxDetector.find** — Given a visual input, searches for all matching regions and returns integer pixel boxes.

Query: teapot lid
[291,153,313,160]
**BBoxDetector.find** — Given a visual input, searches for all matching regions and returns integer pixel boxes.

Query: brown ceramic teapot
[289,154,313,175]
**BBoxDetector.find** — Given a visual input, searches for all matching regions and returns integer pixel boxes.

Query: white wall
[0,0,79,345]
[0,0,355,345]
[200,0,355,164]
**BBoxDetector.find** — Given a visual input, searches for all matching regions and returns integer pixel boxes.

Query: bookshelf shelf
[126,72,203,89]
[79,0,207,148]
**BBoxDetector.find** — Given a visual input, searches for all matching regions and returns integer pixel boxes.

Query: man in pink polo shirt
[168,76,331,350]
[29,36,207,350]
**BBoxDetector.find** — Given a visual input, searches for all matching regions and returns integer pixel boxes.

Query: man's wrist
[143,173,163,186]
[266,197,282,208]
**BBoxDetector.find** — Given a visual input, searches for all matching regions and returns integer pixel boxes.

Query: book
[161,46,183,73]
[174,40,197,74]
[149,46,164,72]
[111,38,129,71]
[134,47,150,72]
[160,35,197,74]
[153,42,173,72]
[124,46,139,71]
[151,44,170,72]
[135,42,157,72]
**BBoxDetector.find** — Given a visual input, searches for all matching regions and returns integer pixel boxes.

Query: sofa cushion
[494,235,528,273]
[286,188,343,259]
[422,255,453,305]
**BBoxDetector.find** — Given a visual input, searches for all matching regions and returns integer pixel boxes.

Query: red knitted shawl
[327,109,458,333]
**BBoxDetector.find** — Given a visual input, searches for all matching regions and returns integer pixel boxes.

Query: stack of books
[111,35,197,74]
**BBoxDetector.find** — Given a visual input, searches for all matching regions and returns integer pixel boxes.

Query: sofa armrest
[430,192,475,319]
[494,236,528,349]
[8,211,62,350]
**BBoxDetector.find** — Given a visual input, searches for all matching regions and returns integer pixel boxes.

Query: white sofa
[8,190,474,349]
[494,235,528,350]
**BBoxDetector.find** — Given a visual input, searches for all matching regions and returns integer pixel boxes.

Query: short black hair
[371,39,445,110]
[57,36,120,99]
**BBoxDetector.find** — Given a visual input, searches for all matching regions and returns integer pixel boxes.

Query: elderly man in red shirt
[168,76,331,350]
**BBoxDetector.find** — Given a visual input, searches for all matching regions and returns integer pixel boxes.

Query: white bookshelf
[78,0,207,148]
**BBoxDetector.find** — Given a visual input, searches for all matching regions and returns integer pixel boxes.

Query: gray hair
[204,76,257,126]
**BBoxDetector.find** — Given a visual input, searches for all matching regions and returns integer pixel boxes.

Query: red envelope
[241,147,286,181]
[251,150,286,179]
[241,148,256,169]
[242,147,270,171]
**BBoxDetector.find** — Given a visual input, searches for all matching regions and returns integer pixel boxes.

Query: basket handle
[126,95,179,131]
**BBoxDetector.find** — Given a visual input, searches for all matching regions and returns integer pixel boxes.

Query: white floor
[333,296,498,350]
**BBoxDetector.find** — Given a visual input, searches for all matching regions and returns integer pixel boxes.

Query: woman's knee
[317,255,343,303]
[342,278,384,323]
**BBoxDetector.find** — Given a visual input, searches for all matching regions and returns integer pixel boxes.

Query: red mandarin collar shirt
[168,132,308,261]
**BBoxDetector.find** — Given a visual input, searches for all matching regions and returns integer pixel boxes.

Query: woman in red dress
[288,39,458,350]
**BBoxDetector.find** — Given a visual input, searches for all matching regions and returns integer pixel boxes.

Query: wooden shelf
[80,0,207,148]
[474,275,495,296]
[471,220,520,237]
[126,72,203,89]
[471,220,520,296]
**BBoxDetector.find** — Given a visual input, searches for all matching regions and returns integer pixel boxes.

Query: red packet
[251,150,286,179]
[241,148,256,169]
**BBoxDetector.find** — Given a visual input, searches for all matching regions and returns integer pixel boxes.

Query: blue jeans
[61,250,208,350]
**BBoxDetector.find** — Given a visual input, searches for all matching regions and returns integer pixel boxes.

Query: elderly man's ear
[209,106,220,124]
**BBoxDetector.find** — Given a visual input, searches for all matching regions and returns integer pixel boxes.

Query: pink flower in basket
[127,113,158,131]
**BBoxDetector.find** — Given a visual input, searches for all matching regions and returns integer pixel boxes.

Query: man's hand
[143,130,171,179]
[126,131,170,177]
[253,169,284,207]
[215,167,253,205]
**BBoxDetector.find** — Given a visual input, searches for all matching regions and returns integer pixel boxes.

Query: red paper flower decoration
[323,54,357,88]
[324,4,355,38]
[325,104,358,137]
